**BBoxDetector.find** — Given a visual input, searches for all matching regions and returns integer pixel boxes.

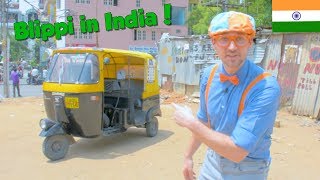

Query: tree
[188,0,272,35]
[33,39,41,65]
[187,5,221,34]
[9,33,30,63]
[239,0,272,28]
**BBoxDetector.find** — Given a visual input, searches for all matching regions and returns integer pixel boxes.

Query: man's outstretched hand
[172,103,196,128]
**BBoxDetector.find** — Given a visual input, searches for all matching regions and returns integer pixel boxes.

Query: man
[31,67,39,84]
[18,63,23,78]
[173,11,280,180]
[10,68,22,97]
[42,68,48,79]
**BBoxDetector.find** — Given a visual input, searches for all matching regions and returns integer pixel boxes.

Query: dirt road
[1,97,320,180]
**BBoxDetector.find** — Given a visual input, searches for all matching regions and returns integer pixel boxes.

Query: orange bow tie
[219,73,239,85]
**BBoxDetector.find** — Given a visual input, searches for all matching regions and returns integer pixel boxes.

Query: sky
[19,0,39,14]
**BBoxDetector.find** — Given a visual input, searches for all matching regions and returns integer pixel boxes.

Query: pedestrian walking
[10,68,22,97]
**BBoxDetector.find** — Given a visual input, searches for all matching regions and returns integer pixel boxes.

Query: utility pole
[222,0,228,12]
[1,0,9,98]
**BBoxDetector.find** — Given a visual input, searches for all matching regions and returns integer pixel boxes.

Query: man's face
[212,32,253,73]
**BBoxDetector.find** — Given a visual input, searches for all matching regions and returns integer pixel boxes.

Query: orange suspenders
[204,64,271,128]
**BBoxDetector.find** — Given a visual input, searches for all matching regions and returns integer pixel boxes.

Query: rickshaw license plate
[65,97,79,109]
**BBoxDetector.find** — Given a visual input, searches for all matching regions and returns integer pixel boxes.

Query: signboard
[129,46,158,54]
[147,59,155,83]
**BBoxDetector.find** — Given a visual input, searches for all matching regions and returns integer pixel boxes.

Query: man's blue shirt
[197,60,281,160]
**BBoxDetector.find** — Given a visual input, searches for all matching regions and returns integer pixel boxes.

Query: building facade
[1,0,23,31]
[51,0,188,54]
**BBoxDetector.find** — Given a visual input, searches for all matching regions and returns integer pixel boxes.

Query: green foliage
[188,0,272,35]
[187,5,221,34]
[33,39,41,64]
[238,0,272,28]
[30,59,38,68]
[9,34,30,63]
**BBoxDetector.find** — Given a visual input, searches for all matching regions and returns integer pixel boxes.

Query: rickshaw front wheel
[42,135,69,161]
[146,117,158,137]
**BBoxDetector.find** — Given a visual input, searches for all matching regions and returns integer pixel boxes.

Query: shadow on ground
[49,128,173,162]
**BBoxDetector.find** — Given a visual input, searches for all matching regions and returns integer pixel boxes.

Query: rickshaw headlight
[39,119,55,130]
[40,120,47,129]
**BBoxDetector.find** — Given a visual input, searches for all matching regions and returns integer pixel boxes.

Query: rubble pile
[160,89,188,104]
[160,89,201,104]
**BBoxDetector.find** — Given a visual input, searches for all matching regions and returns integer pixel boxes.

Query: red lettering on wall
[315,64,320,75]
[303,63,320,74]
[267,60,278,70]
[303,63,315,74]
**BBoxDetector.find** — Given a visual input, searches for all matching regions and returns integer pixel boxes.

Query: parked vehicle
[39,47,161,160]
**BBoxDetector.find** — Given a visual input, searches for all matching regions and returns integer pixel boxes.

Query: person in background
[173,11,281,180]
[10,68,22,97]
[42,68,48,80]
[31,67,39,84]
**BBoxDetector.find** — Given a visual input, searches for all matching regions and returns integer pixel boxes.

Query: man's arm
[183,129,202,180]
[188,120,248,163]
[185,133,202,159]
[174,104,248,163]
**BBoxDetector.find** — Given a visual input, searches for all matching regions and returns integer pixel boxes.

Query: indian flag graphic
[272,0,320,32]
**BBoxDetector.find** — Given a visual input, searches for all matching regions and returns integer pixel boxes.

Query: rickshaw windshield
[47,53,99,84]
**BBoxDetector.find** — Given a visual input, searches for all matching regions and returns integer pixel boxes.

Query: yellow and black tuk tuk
[39,47,161,161]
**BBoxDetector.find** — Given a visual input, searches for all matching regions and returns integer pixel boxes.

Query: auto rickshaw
[39,47,161,161]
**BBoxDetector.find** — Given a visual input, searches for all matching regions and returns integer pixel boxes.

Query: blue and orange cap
[208,11,256,38]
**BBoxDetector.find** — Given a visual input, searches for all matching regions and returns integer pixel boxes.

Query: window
[79,31,83,39]
[133,30,144,41]
[171,6,186,25]
[27,13,38,21]
[142,30,146,40]
[151,31,155,40]
[137,30,141,40]
[76,0,90,4]
[83,33,88,39]
[133,30,137,40]
[47,53,100,84]
[136,0,140,7]
[104,0,117,6]
[162,0,165,5]
[89,33,92,39]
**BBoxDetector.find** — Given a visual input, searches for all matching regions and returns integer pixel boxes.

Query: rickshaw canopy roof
[52,47,154,65]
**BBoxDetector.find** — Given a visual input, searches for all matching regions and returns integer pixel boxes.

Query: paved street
[0,72,43,98]
[0,84,43,98]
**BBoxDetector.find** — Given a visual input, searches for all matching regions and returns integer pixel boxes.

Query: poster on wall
[147,59,155,83]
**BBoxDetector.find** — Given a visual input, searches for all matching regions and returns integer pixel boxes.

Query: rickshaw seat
[104,79,144,99]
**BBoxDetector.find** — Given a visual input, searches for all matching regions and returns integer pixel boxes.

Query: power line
[22,0,41,13]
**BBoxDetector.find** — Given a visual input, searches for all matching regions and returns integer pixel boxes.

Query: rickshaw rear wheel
[42,135,69,161]
[146,117,158,137]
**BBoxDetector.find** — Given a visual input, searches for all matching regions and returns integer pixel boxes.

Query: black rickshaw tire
[42,135,69,161]
[146,116,158,137]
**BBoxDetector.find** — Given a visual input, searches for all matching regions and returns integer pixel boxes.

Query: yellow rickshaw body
[43,47,160,99]
[41,47,161,139]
